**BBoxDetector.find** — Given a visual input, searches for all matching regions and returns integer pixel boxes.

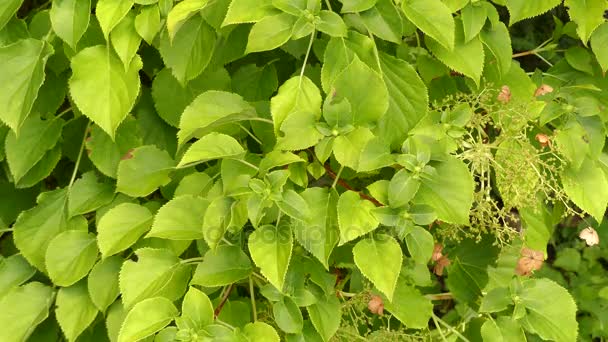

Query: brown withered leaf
[515,247,544,276]
[534,84,554,97]
[497,85,511,103]
[434,255,451,276]
[368,295,384,315]
[432,243,443,262]
[579,227,599,246]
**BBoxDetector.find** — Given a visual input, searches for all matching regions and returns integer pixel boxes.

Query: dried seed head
[534,84,554,97]
[515,247,544,276]
[368,295,384,315]
[497,85,511,103]
[535,133,550,147]
[579,227,599,246]
[432,243,443,262]
[434,255,451,276]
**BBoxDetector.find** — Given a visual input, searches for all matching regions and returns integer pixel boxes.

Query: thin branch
[214,284,235,318]
[323,164,383,206]
[249,276,257,322]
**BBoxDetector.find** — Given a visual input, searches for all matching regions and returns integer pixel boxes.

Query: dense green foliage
[1,0,608,341]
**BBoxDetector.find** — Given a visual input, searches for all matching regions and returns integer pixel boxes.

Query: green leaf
[317,10,347,37]
[0,0,23,32]
[259,150,305,175]
[110,11,141,68]
[68,172,114,217]
[495,139,539,209]
[88,256,123,312]
[0,38,54,132]
[166,0,209,40]
[562,157,608,222]
[134,4,161,44]
[461,2,486,43]
[15,144,62,189]
[506,0,561,26]
[516,278,578,342]
[333,127,374,170]
[223,0,279,25]
[590,22,608,73]
[479,21,512,77]
[119,248,187,307]
[248,223,293,291]
[388,169,420,209]
[413,157,474,225]
[382,276,432,329]
[481,317,526,341]
[0,17,28,47]
[147,195,209,240]
[401,0,454,50]
[97,203,154,257]
[332,56,389,126]
[159,14,216,85]
[5,116,64,183]
[86,119,142,179]
[292,188,339,269]
[271,76,322,136]
[246,13,296,53]
[339,0,378,13]
[337,191,379,245]
[276,111,324,151]
[353,235,402,300]
[191,245,252,287]
[13,189,68,271]
[565,46,594,75]
[426,19,484,87]
[404,226,433,264]
[45,230,99,287]
[0,255,36,298]
[243,322,280,342]
[233,63,279,101]
[203,196,234,249]
[178,132,245,168]
[117,297,178,342]
[307,295,341,342]
[50,0,91,49]
[566,0,606,44]
[181,287,214,329]
[360,0,403,43]
[55,280,99,342]
[274,297,304,333]
[178,90,256,145]
[69,45,142,139]
[152,67,231,128]
[0,282,54,342]
[116,145,176,197]
[96,0,134,39]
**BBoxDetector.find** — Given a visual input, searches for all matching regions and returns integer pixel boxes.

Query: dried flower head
[534,84,554,97]
[535,133,551,148]
[433,255,451,276]
[368,295,384,315]
[497,85,511,103]
[515,247,544,276]
[579,227,599,246]
[432,243,443,262]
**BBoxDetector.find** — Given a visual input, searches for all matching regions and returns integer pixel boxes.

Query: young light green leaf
[55,280,99,342]
[259,150,305,175]
[50,0,91,49]
[339,0,377,13]
[276,111,324,151]
[68,172,114,217]
[0,282,54,342]
[426,19,484,86]
[191,245,252,287]
[461,2,486,43]
[248,223,293,291]
[69,45,142,139]
[116,145,176,197]
[307,295,341,342]
[243,322,280,342]
[0,38,54,133]
[5,116,63,183]
[178,132,245,168]
[110,11,141,69]
[481,317,526,341]
[117,297,178,342]
[181,287,214,329]
[401,0,454,50]
[0,255,36,299]
[203,196,233,249]
[178,90,256,145]
[562,157,608,222]
[88,256,123,312]
[166,0,209,40]
[388,169,420,209]
[271,75,322,136]
[353,235,402,300]
[506,0,561,26]
[159,14,216,85]
[0,0,23,32]
[333,127,374,170]
[317,10,347,37]
[223,0,279,26]
[246,13,296,53]
[337,191,379,245]
[96,0,134,39]
[479,21,512,77]
[273,297,303,333]
[97,203,153,257]
[360,0,403,43]
[134,4,161,44]
[404,226,433,263]
[13,189,68,271]
[381,277,432,329]
[45,230,99,287]
[591,22,608,73]
[147,195,209,240]
[14,143,62,189]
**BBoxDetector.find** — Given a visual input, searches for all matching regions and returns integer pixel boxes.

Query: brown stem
[214,284,234,318]
[323,164,383,207]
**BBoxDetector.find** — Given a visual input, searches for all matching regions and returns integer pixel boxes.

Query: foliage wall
[1,0,608,341]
